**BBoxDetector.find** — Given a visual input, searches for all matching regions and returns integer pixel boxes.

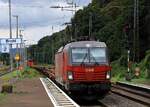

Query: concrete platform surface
[0,78,53,107]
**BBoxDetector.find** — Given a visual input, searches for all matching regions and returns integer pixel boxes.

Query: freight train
[54,41,111,100]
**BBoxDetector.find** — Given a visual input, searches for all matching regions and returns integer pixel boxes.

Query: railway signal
[123,23,132,50]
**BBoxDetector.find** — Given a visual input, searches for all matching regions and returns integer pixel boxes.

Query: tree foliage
[29,0,150,64]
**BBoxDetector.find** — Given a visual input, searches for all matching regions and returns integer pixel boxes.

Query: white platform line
[46,78,80,107]
[40,78,58,107]
[40,78,80,107]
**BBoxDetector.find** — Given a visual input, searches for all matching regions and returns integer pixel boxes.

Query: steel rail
[116,81,150,93]
[111,82,150,106]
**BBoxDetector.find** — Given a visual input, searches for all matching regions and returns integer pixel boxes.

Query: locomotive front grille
[74,71,106,81]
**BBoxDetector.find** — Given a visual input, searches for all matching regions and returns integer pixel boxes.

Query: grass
[0,93,6,103]
[1,71,19,82]
[1,67,41,84]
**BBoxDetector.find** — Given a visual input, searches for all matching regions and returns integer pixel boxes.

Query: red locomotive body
[55,41,111,100]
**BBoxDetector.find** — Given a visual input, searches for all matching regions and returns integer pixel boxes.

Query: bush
[111,50,150,82]
[111,57,127,81]
[1,84,13,93]
[139,50,150,78]
[21,67,40,79]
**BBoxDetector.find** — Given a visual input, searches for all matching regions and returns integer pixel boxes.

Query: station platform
[0,78,53,107]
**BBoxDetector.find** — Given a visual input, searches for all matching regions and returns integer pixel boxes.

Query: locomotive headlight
[106,71,111,79]
[68,71,73,80]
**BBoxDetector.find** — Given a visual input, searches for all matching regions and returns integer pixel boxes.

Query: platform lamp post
[19,30,24,68]
[13,15,19,69]
[23,40,27,68]
[13,15,19,38]
[8,0,13,72]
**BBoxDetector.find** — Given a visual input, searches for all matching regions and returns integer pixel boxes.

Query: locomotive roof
[57,41,107,53]
[64,41,106,49]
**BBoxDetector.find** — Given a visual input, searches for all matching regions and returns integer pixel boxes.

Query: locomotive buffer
[40,78,80,107]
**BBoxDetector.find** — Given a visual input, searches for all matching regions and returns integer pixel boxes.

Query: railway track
[0,68,11,77]
[0,71,10,77]
[40,78,80,107]
[111,82,150,106]
[80,101,107,107]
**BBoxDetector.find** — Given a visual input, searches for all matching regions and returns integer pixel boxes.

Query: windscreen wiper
[80,52,88,65]
[90,54,99,65]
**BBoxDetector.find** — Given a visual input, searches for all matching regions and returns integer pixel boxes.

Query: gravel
[100,93,147,107]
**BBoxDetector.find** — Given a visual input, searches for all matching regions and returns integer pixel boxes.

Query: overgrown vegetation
[1,67,40,82]
[0,68,40,102]
[111,50,150,83]
[139,50,150,78]
[20,67,41,79]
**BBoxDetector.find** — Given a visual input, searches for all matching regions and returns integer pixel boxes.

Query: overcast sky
[0,0,91,45]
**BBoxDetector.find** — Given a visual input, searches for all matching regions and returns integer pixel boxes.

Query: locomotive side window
[90,48,106,63]
[71,48,89,63]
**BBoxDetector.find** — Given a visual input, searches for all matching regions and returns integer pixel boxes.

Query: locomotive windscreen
[71,48,89,63]
[90,48,106,63]
[71,47,107,64]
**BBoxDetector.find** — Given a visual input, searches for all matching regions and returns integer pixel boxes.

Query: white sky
[0,0,91,45]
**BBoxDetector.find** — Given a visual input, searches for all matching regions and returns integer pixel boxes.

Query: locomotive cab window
[71,48,89,63]
[71,47,107,64]
[90,48,107,63]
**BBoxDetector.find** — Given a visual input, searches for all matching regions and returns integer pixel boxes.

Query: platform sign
[0,44,9,53]
[0,38,22,45]
[0,39,7,44]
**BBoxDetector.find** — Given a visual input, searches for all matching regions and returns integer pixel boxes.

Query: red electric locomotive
[55,41,111,100]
